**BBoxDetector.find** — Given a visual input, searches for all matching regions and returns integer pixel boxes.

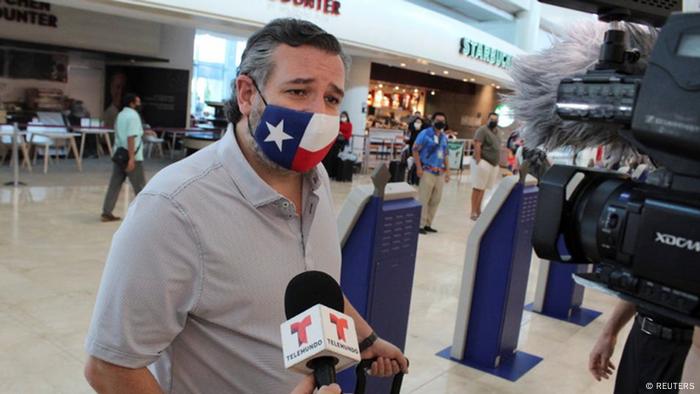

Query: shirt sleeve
[85,193,203,368]
[126,114,142,138]
[474,127,486,144]
[414,130,427,150]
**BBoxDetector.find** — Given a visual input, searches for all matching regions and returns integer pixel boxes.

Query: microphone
[281,271,361,388]
[504,21,658,154]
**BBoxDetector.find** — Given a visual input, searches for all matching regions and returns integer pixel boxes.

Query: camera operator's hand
[290,375,341,394]
[589,332,617,381]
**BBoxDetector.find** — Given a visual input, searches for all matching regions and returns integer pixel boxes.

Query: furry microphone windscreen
[504,21,658,153]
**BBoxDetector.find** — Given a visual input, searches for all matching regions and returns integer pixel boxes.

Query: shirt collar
[216,124,321,207]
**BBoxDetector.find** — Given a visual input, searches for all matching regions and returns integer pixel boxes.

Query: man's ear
[236,74,256,118]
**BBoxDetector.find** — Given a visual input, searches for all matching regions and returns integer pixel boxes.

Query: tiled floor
[0,157,626,394]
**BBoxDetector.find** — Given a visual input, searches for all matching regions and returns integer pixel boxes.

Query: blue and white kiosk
[438,174,543,381]
[525,258,602,326]
[336,165,421,393]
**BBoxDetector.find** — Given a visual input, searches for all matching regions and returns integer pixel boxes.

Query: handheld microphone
[281,271,361,388]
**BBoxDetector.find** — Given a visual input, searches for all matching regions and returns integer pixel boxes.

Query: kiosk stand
[438,175,542,382]
[525,259,602,326]
[337,165,421,393]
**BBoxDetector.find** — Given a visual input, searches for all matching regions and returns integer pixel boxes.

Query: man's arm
[85,356,162,394]
[681,327,699,393]
[589,299,636,381]
[126,135,136,173]
[444,148,450,183]
[474,140,482,164]
[412,145,423,177]
[343,296,409,376]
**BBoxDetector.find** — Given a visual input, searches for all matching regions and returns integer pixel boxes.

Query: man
[103,71,127,129]
[101,93,146,222]
[413,112,450,235]
[470,112,501,221]
[589,299,693,393]
[84,19,407,394]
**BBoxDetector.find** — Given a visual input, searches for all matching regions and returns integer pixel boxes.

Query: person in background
[103,71,127,129]
[100,93,146,222]
[339,110,352,143]
[413,112,450,234]
[470,112,501,221]
[407,116,424,154]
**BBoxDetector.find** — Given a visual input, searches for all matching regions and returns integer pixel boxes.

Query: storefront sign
[0,0,57,27]
[459,38,512,69]
[272,0,342,16]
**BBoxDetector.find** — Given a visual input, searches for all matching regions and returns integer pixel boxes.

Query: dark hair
[340,111,350,120]
[122,93,139,108]
[226,18,350,124]
[488,112,499,118]
[432,112,447,121]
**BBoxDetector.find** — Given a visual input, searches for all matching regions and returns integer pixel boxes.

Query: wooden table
[75,127,114,161]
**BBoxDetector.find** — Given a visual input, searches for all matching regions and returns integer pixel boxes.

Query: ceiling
[405,0,513,23]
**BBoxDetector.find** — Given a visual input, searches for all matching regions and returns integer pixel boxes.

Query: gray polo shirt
[86,125,342,393]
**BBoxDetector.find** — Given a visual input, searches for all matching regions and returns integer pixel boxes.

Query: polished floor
[0,157,625,394]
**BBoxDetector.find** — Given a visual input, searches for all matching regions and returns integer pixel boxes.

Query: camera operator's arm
[680,327,699,393]
[589,299,636,381]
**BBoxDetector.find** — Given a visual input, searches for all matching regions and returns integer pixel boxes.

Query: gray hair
[503,21,658,153]
[225,18,351,124]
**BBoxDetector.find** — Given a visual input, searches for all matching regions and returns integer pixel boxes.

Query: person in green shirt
[101,93,146,222]
[470,112,502,220]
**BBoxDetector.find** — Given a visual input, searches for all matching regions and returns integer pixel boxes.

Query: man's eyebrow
[282,78,315,85]
[329,83,345,98]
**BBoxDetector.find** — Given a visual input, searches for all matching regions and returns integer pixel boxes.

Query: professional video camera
[532,0,700,326]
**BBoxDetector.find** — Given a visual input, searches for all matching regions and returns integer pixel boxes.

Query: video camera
[533,0,700,325]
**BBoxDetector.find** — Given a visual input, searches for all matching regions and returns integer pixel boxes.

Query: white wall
[0,6,195,121]
[0,5,161,56]
[341,56,371,136]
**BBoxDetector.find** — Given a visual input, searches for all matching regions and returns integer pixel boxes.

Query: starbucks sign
[459,38,512,69]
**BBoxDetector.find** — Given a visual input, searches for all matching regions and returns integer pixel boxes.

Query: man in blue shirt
[412,112,450,234]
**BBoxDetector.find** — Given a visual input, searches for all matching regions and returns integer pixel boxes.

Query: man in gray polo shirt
[84,19,407,394]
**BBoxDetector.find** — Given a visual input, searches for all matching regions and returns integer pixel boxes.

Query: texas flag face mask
[253,104,339,173]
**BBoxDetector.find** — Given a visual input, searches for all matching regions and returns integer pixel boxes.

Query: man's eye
[287,89,307,97]
[325,96,340,105]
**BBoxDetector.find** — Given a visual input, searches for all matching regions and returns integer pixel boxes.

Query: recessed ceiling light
[470,78,475,82]
[379,84,383,88]
[394,86,400,90]
[430,90,436,96]
[430,71,435,75]
[400,63,406,67]
[413,89,419,93]
[496,85,501,89]
[443,70,449,75]
[462,78,467,82]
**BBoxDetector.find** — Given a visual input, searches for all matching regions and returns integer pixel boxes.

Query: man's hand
[589,333,617,381]
[361,338,409,377]
[126,159,136,173]
[416,167,424,178]
[290,375,341,394]
[445,172,450,183]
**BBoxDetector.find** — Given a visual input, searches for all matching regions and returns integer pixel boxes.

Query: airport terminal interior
[1,0,698,393]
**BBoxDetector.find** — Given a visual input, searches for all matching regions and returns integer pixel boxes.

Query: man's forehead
[270,44,345,87]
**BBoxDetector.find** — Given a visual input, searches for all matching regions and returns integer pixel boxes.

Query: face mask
[488,120,498,129]
[414,122,422,129]
[433,121,446,130]
[134,105,142,112]
[341,117,348,122]
[250,80,339,173]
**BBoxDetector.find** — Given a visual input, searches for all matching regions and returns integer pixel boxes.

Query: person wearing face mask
[339,110,352,142]
[412,112,450,234]
[470,112,502,221]
[85,19,408,394]
[100,93,146,222]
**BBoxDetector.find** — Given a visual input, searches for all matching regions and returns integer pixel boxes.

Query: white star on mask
[264,120,293,151]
